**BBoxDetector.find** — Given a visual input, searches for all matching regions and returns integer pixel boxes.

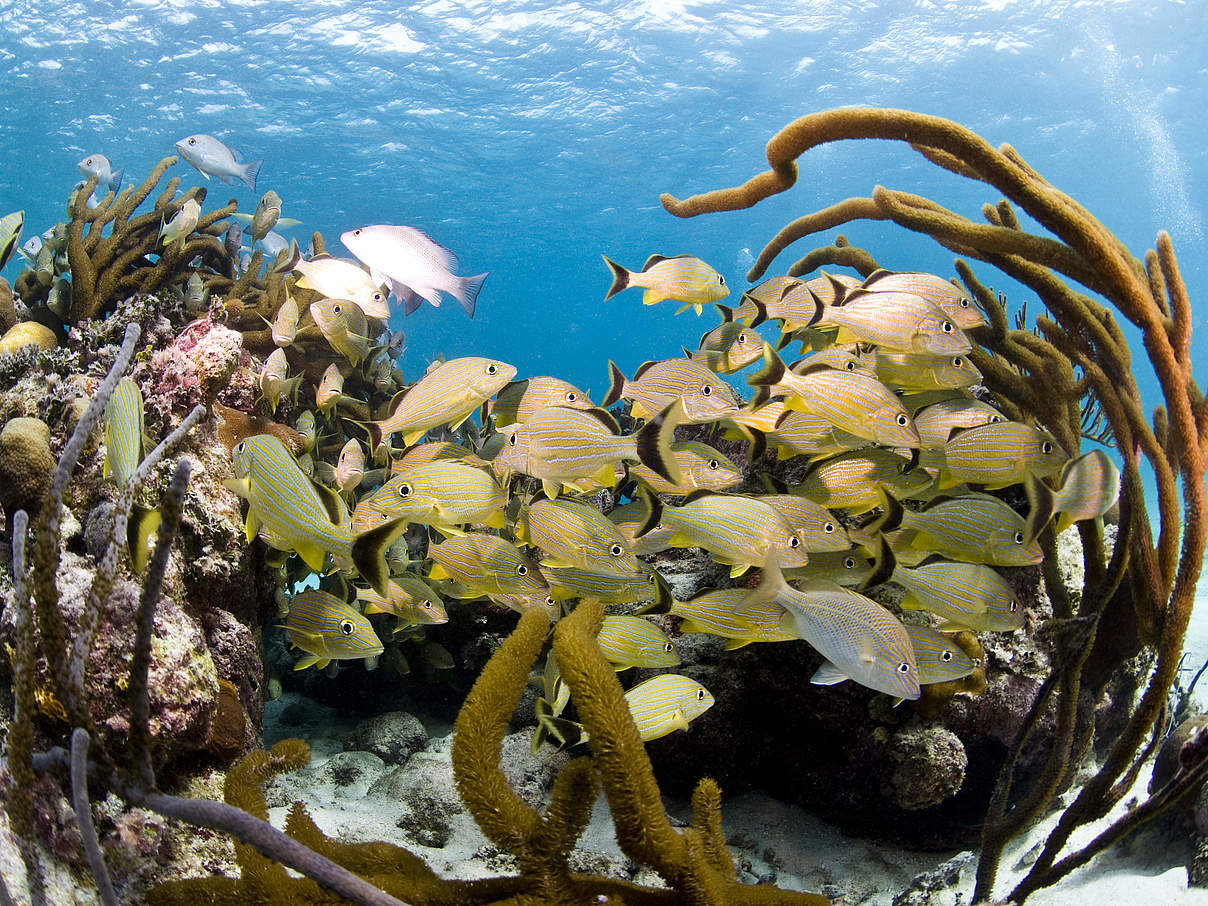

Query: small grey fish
[77,153,124,193]
[175,133,261,190]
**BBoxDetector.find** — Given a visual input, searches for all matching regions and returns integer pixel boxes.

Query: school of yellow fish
[114,247,1119,746]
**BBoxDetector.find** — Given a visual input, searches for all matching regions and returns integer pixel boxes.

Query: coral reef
[661,106,1207,903]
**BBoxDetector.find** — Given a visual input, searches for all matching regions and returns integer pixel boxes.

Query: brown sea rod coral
[661,106,1207,904]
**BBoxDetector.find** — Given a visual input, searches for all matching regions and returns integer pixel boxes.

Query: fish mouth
[173,140,189,156]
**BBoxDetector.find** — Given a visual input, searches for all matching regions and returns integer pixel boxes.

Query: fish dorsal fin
[794,362,840,378]
[861,268,896,288]
[386,387,410,415]
[529,488,550,505]
[748,298,770,327]
[825,273,851,306]
[919,493,957,511]
[641,254,674,271]
[632,359,660,381]
[580,406,621,433]
[831,287,873,308]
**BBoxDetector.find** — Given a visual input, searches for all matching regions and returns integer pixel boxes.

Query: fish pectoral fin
[670,708,690,733]
[295,543,329,573]
[641,290,664,306]
[592,464,616,488]
[541,479,563,499]
[728,563,751,579]
[810,661,850,686]
[222,476,251,498]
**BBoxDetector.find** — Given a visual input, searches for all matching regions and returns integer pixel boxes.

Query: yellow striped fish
[902,623,979,685]
[285,590,384,670]
[815,289,972,355]
[427,532,548,599]
[749,345,920,448]
[882,544,1023,632]
[760,409,866,461]
[491,401,681,499]
[228,434,404,594]
[1024,448,1120,542]
[0,210,23,270]
[597,616,680,670]
[793,449,932,514]
[361,460,506,531]
[607,502,675,556]
[689,314,764,374]
[491,592,561,622]
[627,441,742,495]
[545,566,670,607]
[877,492,1042,568]
[262,291,299,347]
[873,351,982,393]
[259,348,303,413]
[310,297,372,366]
[103,377,145,486]
[602,253,729,316]
[671,587,797,648]
[518,493,645,576]
[603,357,742,424]
[291,254,391,320]
[756,494,851,552]
[316,363,346,416]
[623,674,714,741]
[736,273,850,328]
[486,377,594,427]
[390,441,492,471]
[356,574,449,628]
[783,550,874,587]
[922,421,1066,490]
[739,557,920,700]
[638,489,811,577]
[369,356,516,450]
[332,437,365,495]
[860,269,987,331]
[911,397,1006,448]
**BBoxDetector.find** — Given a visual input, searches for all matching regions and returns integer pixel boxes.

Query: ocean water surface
[2,4,1206,644]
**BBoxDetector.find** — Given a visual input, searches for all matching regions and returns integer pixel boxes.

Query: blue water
[3,2,1207,647]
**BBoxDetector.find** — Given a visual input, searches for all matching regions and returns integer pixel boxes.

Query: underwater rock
[371,751,463,849]
[346,709,429,766]
[0,416,55,526]
[201,677,250,760]
[886,726,968,811]
[0,320,56,356]
[0,276,15,333]
[146,316,253,418]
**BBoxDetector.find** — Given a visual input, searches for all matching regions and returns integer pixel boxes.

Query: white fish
[292,255,390,321]
[77,153,124,193]
[341,224,487,318]
[175,134,261,190]
[159,199,201,249]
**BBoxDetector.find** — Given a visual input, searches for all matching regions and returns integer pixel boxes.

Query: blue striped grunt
[627,441,742,494]
[285,590,384,670]
[689,314,764,373]
[602,253,729,316]
[872,351,983,393]
[792,449,932,514]
[315,362,346,416]
[262,291,299,347]
[518,493,645,575]
[426,532,549,599]
[623,674,715,741]
[756,494,851,552]
[597,616,680,670]
[259,347,303,413]
[902,623,979,685]
[390,441,492,472]
[603,357,742,424]
[310,296,372,366]
[748,345,921,448]
[815,289,972,355]
[360,460,507,531]
[545,565,670,608]
[356,574,449,628]
[492,400,681,499]
[921,421,1066,490]
[860,269,987,331]
[782,550,875,587]
[637,489,811,577]
[876,491,1042,568]
[911,397,1006,448]
[1024,448,1120,543]
[369,356,516,450]
[486,376,594,427]
[739,556,920,700]
[671,587,797,648]
[607,502,675,556]
[491,592,561,622]
[227,433,405,594]
[103,377,145,486]
[0,210,23,270]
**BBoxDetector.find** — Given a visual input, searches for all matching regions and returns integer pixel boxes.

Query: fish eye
[952,357,964,367]
[707,459,719,469]
[188,137,196,145]
[664,642,674,652]
[374,292,384,302]
[1041,441,1053,454]
[517,564,528,575]
[844,557,856,568]
[942,651,953,662]
[1010,601,1018,612]
[789,536,801,548]
[696,688,707,701]
[719,276,726,285]
[339,620,354,636]
[960,298,970,308]
[609,543,625,557]
[990,415,1002,423]
[487,364,498,375]
[898,662,911,673]
[333,303,341,313]
[942,321,954,333]
[1013,531,1025,544]
[736,334,746,344]
[896,414,909,427]
[397,483,412,498]
[508,434,517,446]
[85,157,93,165]
[566,392,577,402]
[824,522,835,533]
[234,441,245,454]
[701,384,712,396]
[545,596,555,606]
[353,229,362,236]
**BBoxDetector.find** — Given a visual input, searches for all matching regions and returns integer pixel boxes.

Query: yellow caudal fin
[126,504,162,573]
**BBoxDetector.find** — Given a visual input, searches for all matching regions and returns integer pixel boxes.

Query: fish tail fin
[633,572,675,615]
[868,486,905,535]
[454,272,488,318]
[731,424,767,461]
[240,159,263,191]
[109,168,124,193]
[601,256,630,301]
[127,503,162,573]
[748,298,770,327]
[747,341,785,388]
[861,534,897,591]
[533,697,588,753]
[351,516,408,597]
[1024,474,1056,545]
[602,360,626,408]
[715,303,735,322]
[635,399,683,487]
[633,485,665,540]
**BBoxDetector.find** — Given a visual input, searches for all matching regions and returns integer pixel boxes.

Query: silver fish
[175,133,261,190]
